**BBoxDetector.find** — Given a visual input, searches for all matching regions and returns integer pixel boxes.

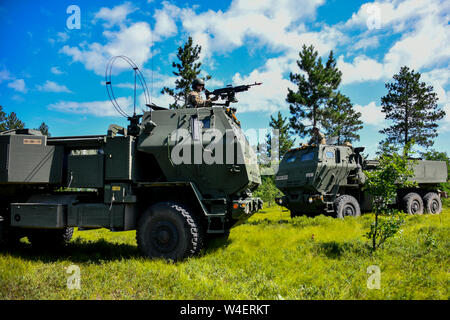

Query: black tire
[423,192,442,214]
[0,210,21,249]
[402,192,424,215]
[334,195,361,219]
[290,211,300,219]
[136,202,204,262]
[0,216,4,243]
[0,224,24,249]
[206,230,230,241]
[28,227,74,248]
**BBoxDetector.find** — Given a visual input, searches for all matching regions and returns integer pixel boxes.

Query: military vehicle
[0,57,262,261]
[275,143,448,218]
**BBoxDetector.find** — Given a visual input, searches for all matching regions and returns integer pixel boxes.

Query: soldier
[308,127,326,145]
[187,78,218,108]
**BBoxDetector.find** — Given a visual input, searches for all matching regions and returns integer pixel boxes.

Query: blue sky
[0,0,449,157]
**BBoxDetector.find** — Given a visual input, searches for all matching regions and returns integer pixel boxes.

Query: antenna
[151,27,154,104]
[105,55,152,118]
[105,55,154,136]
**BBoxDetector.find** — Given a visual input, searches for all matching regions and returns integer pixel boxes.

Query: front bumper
[231,197,263,220]
[276,193,327,214]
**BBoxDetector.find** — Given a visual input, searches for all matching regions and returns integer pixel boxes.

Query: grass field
[0,206,449,300]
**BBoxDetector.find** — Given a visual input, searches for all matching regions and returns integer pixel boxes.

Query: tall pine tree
[161,36,210,109]
[0,106,25,131]
[266,111,295,158]
[287,45,342,139]
[321,92,363,144]
[0,106,6,128]
[36,122,50,136]
[379,66,445,153]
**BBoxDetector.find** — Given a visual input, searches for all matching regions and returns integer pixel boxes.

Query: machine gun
[205,82,262,106]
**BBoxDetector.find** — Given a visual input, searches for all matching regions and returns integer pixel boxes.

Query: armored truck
[0,106,262,261]
[275,144,447,218]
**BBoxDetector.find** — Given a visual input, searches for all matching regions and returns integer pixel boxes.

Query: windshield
[300,152,315,161]
[284,150,316,163]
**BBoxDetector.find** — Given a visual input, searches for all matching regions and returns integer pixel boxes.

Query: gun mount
[206,82,262,106]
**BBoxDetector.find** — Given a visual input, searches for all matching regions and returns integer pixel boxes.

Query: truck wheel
[423,192,442,214]
[136,202,204,261]
[290,211,300,219]
[334,195,361,218]
[206,230,230,240]
[0,217,4,244]
[0,223,23,249]
[205,230,230,246]
[28,227,74,248]
[402,192,424,215]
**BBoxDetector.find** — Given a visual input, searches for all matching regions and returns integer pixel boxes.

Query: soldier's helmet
[343,141,353,147]
[192,78,205,89]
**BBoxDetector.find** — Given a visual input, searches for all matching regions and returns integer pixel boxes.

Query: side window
[201,117,211,129]
[300,152,314,162]
[336,149,341,163]
[325,151,334,159]
[191,116,201,141]
[285,153,297,163]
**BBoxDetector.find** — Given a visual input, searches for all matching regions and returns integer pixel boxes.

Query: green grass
[1,207,449,300]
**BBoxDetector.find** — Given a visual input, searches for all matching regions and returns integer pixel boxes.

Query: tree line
[158,37,448,206]
[0,106,50,136]
[161,38,446,160]
[274,45,445,158]
[2,37,446,162]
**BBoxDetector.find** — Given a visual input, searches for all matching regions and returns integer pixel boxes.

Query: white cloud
[344,0,440,31]
[382,14,450,75]
[94,2,136,28]
[143,0,346,114]
[153,3,178,40]
[57,32,69,42]
[48,97,134,117]
[337,55,384,84]
[421,68,449,105]
[231,56,297,113]
[354,101,385,126]
[50,66,64,75]
[37,80,72,93]
[421,68,450,131]
[56,0,449,121]
[177,0,329,59]
[49,32,69,45]
[205,78,224,88]
[146,92,174,109]
[0,69,12,83]
[11,95,24,102]
[353,36,379,50]
[61,22,153,75]
[339,0,449,84]
[7,79,27,93]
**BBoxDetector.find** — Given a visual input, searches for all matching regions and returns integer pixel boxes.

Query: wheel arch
[135,182,209,222]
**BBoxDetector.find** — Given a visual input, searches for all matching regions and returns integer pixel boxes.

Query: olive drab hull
[275,144,448,217]
[0,107,262,260]
[137,107,261,197]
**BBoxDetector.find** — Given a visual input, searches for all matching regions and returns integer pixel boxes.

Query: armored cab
[0,106,262,261]
[275,144,448,218]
